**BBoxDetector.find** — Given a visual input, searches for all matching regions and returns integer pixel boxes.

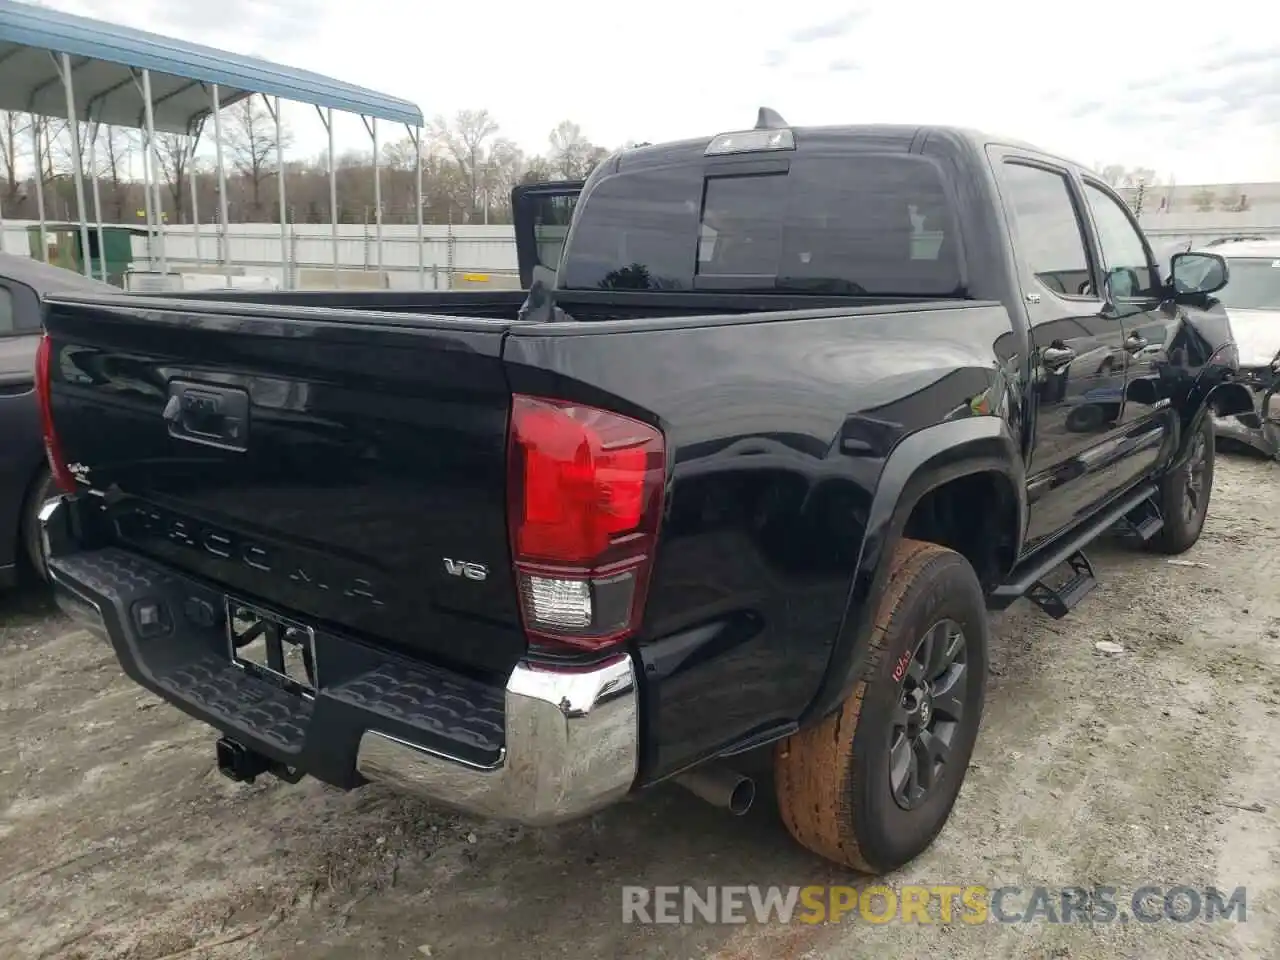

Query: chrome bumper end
[41,496,109,643]
[356,655,639,826]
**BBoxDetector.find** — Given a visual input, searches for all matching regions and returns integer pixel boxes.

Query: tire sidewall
[22,468,56,581]
[847,552,989,871]
[1160,415,1215,548]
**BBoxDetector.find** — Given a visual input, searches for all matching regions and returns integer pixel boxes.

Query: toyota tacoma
[37,110,1249,873]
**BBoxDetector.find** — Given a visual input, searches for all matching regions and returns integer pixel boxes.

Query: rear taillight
[507,394,665,654]
[35,334,76,493]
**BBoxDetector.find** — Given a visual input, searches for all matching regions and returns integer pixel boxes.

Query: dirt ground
[3,452,1280,960]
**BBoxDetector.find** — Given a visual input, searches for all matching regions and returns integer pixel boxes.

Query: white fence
[0,220,521,291]
[2,209,1277,291]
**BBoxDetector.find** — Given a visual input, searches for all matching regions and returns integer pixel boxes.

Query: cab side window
[0,285,20,337]
[531,193,579,272]
[1081,181,1159,298]
[0,286,14,335]
[1000,162,1094,299]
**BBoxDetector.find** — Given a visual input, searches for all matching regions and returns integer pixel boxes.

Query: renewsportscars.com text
[621,885,1247,925]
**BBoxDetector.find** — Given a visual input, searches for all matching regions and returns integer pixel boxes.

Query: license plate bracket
[226,597,318,698]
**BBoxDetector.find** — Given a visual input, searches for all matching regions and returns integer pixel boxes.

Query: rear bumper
[41,498,638,826]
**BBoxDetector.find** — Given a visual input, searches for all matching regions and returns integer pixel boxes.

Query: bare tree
[421,147,476,223]
[478,138,525,222]
[381,137,418,171]
[35,118,70,182]
[1124,167,1158,188]
[520,155,555,185]
[153,133,197,222]
[547,120,608,179]
[1098,164,1127,187]
[101,126,136,221]
[430,109,499,220]
[0,110,32,212]
[0,106,630,226]
[1097,164,1161,189]
[225,97,292,216]
[50,121,112,187]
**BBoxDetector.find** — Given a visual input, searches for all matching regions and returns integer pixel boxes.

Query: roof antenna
[755,107,789,130]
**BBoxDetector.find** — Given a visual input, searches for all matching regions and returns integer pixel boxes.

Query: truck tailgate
[43,296,525,677]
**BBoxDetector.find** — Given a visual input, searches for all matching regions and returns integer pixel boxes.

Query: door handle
[1042,345,1077,371]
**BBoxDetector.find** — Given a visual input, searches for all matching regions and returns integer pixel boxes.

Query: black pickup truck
[37,111,1249,875]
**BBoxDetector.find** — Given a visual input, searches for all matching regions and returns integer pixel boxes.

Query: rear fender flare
[798,416,1026,726]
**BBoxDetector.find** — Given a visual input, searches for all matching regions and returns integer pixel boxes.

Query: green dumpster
[26,223,144,286]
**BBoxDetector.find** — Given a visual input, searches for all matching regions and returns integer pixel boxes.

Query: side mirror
[1169,251,1229,298]
[1100,267,1146,319]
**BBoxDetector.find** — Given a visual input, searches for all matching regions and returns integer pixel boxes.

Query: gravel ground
[3,452,1279,960]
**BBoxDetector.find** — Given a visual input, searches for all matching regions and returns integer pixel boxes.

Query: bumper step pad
[47,546,507,770]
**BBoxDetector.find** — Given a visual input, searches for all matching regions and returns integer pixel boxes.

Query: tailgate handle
[163,381,250,450]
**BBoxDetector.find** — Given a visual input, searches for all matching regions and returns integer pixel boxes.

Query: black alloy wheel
[890,617,969,811]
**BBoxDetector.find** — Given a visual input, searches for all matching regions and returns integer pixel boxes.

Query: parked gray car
[1201,240,1280,456]
[0,252,116,587]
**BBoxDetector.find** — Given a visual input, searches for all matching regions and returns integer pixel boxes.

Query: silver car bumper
[1213,384,1280,457]
[41,495,640,827]
[355,657,639,826]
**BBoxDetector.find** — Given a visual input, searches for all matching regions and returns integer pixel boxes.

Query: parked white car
[1203,240,1280,456]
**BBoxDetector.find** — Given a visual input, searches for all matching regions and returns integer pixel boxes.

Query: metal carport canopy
[0,0,423,132]
[0,0,428,290]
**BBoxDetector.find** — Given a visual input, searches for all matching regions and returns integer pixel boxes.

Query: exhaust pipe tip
[674,764,756,816]
[726,775,755,816]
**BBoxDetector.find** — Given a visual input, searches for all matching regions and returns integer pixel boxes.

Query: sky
[27,0,1280,184]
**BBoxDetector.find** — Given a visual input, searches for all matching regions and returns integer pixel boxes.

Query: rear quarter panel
[503,302,1019,781]
[0,333,42,578]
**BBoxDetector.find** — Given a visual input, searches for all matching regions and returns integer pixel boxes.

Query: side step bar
[1026,551,1096,619]
[990,483,1160,615]
[1117,496,1164,542]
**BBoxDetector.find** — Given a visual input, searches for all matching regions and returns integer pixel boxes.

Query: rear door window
[562,155,964,296]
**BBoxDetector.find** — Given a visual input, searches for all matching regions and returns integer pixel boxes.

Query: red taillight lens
[508,395,665,653]
[34,334,76,493]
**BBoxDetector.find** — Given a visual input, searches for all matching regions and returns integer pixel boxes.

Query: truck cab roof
[602,122,1090,178]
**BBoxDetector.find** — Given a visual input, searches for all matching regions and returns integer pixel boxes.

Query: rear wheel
[773,538,988,873]
[1148,415,1215,555]
[21,468,57,582]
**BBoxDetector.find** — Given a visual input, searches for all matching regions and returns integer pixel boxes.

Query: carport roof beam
[0,0,424,134]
